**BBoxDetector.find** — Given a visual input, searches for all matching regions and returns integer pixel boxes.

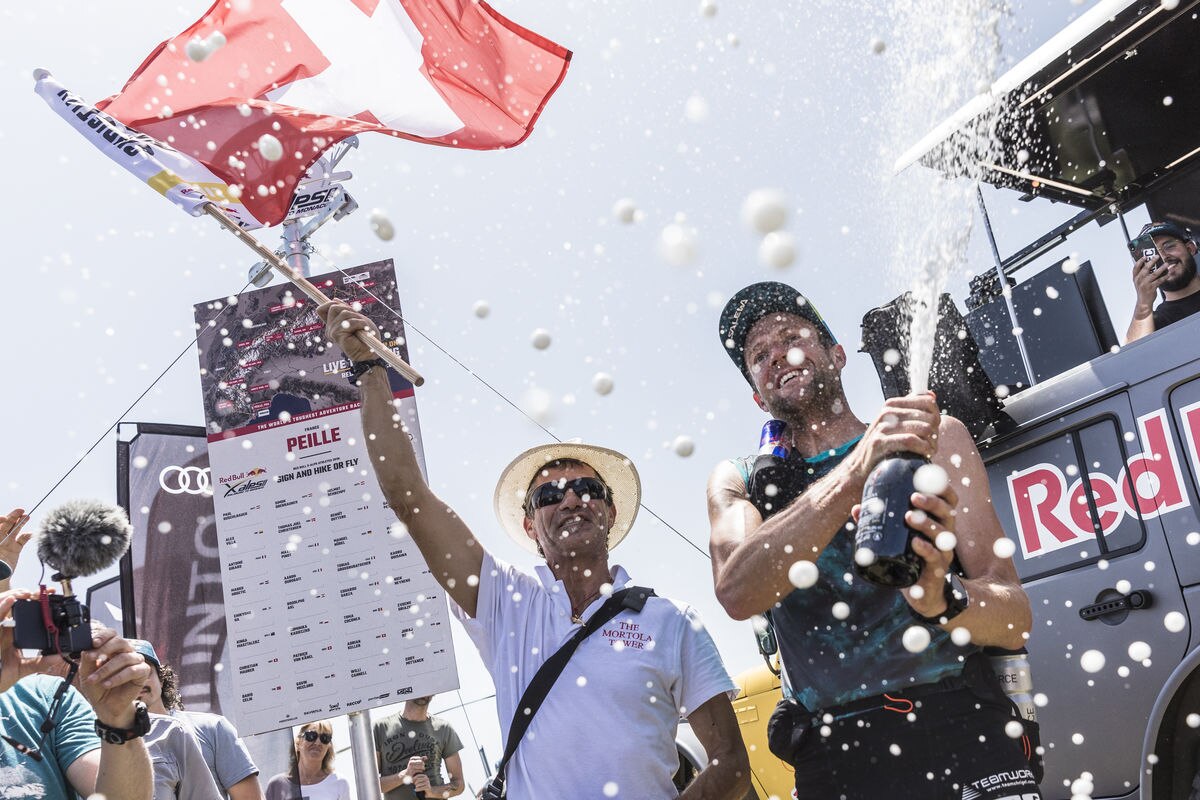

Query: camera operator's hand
[844,393,941,485]
[79,627,150,728]
[0,589,65,692]
[318,300,380,363]
[1132,254,1168,314]
[0,509,32,581]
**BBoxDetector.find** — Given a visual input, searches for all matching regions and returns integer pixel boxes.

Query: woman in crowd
[265,720,351,800]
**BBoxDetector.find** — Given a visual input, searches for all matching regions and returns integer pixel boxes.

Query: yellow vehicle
[730,664,792,800]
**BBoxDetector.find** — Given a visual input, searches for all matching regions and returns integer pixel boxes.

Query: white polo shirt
[453,551,736,800]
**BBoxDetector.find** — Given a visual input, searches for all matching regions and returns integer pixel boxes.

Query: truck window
[995,416,1147,582]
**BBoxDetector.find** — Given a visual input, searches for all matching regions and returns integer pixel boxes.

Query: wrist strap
[490,586,654,788]
[348,358,387,383]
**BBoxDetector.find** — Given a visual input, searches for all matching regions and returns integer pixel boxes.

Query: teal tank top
[737,441,974,711]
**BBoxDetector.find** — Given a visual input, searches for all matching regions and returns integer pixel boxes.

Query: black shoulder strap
[493,586,654,781]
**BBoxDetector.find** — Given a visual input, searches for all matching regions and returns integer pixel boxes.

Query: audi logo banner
[118,423,291,773]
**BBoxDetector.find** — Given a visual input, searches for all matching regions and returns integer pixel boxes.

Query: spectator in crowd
[708,282,1036,799]
[1126,220,1200,342]
[319,300,749,800]
[143,709,222,800]
[0,589,153,800]
[265,721,350,800]
[374,695,464,800]
[131,638,264,800]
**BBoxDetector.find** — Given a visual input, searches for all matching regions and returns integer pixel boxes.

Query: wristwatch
[94,701,151,744]
[347,357,387,384]
[915,573,970,625]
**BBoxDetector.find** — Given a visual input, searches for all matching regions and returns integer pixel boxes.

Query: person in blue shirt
[0,588,153,800]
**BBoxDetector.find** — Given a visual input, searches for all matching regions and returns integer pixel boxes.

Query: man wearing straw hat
[319,301,749,800]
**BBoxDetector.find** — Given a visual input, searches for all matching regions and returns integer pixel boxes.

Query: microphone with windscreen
[12,500,133,656]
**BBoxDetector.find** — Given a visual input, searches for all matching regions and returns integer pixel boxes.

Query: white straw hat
[493,441,641,553]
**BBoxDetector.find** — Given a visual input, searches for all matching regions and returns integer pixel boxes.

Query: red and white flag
[97,0,571,227]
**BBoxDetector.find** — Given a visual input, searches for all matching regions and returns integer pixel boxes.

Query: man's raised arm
[319,301,485,616]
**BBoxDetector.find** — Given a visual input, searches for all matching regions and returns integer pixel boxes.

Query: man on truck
[707,281,1039,800]
[1126,220,1200,342]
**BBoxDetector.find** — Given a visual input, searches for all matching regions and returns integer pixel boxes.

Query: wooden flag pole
[202,203,425,387]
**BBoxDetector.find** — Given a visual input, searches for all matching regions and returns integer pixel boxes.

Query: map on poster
[193,260,458,735]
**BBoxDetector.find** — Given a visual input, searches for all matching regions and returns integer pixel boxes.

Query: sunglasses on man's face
[302,731,332,744]
[527,477,610,512]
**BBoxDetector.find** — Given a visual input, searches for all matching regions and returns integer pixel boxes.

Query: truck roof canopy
[896,0,1200,216]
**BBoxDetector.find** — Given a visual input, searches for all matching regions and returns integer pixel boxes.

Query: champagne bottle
[853,453,927,587]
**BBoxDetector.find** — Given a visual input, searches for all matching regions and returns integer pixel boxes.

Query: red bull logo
[1007,408,1199,558]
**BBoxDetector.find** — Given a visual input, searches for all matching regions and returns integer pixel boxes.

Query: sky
[0,0,1154,793]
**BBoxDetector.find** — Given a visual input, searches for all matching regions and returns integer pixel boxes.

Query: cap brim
[494,442,641,553]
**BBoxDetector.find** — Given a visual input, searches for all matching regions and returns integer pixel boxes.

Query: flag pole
[201,203,425,387]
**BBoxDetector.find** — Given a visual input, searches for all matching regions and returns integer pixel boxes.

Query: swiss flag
[98,0,571,227]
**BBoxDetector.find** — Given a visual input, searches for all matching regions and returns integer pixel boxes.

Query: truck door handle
[1079,590,1152,621]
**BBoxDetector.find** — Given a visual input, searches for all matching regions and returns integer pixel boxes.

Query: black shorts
[786,685,1042,800]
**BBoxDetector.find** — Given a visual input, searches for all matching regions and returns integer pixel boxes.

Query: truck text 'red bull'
[1006,405,1200,559]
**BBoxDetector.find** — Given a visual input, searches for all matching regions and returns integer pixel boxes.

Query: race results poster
[194,259,458,734]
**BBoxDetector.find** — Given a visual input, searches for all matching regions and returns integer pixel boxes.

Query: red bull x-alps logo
[219,467,270,498]
[1006,407,1200,559]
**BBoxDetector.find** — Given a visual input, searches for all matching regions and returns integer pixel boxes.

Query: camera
[12,595,93,655]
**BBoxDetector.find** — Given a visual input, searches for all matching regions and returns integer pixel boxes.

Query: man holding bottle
[707,281,1038,800]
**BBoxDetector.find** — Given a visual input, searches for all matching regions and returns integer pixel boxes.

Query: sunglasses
[301,731,332,744]
[526,477,610,512]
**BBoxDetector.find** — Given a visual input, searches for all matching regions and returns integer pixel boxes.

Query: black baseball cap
[719,282,837,386]
[1139,221,1192,242]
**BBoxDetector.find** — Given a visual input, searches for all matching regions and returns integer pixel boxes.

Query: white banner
[34,70,266,230]
[193,260,457,734]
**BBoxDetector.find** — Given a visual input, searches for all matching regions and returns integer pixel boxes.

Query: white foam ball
[1128,641,1151,662]
[869,36,886,54]
[592,372,614,396]
[612,198,637,224]
[788,560,819,589]
[741,188,788,234]
[698,0,717,16]
[950,626,972,646]
[531,329,552,350]
[672,435,696,457]
[1187,713,1200,729]
[684,94,710,123]
[883,348,901,366]
[759,231,797,269]
[1079,649,1105,673]
[658,223,698,266]
[786,347,804,366]
[207,31,226,52]
[831,602,850,620]
[934,531,957,552]
[913,463,949,495]
[854,547,877,567]
[1004,720,1025,739]
[186,37,211,62]
[1165,611,1187,633]
[368,209,395,241]
[993,537,1016,559]
[1115,579,1132,595]
[257,133,284,162]
[901,625,931,653]
[472,300,490,318]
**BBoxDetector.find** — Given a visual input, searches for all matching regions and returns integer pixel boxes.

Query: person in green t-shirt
[373,696,464,800]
